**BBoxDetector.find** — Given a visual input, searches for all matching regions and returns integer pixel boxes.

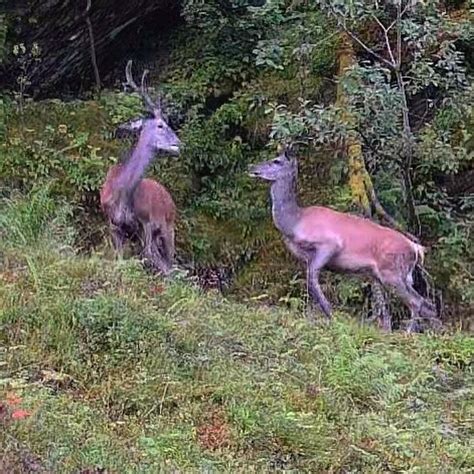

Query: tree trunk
[336,32,391,330]
[336,33,373,216]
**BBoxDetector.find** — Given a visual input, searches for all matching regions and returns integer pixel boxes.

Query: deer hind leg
[395,282,425,333]
[307,246,337,321]
[405,271,440,330]
[379,268,428,333]
[405,272,437,317]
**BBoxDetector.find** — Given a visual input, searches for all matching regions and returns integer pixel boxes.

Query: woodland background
[0,1,473,471]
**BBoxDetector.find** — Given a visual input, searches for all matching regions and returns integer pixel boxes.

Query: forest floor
[0,192,473,472]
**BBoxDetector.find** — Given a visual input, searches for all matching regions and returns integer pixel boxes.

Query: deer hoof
[380,320,392,333]
[406,319,422,334]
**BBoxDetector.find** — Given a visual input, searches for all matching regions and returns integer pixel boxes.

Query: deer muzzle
[248,164,262,178]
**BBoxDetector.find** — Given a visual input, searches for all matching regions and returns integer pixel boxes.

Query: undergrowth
[0,190,472,472]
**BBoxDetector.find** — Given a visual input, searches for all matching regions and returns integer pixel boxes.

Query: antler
[124,60,158,112]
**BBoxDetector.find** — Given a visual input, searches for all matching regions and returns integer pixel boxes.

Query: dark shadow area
[1,0,182,98]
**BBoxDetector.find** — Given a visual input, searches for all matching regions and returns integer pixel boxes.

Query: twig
[85,0,101,95]
[159,381,170,416]
[342,24,394,69]
[325,2,394,69]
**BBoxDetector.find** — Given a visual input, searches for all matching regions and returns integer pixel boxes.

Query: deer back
[294,206,419,270]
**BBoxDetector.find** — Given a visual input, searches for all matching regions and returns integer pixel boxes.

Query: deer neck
[270,175,300,237]
[115,128,155,200]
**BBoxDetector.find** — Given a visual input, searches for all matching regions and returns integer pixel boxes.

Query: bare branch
[370,13,396,66]
[340,20,395,69]
[324,2,394,69]
[386,19,397,33]
[396,2,403,68]
[390,1,411,68]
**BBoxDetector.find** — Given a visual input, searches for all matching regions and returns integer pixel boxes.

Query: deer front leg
[307,246,336,321]
[142,224,169,274]
[110,223,126,259]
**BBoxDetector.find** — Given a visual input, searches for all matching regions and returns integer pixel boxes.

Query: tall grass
[0,185,75,249]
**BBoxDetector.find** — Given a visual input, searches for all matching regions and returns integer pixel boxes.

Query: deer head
[117,60,180,156]
[248,149,298,182]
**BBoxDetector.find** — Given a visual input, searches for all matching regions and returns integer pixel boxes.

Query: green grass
[0,191,473,472]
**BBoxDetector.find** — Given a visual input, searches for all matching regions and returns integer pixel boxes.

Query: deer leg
[110,224,125,259]
[307,247,336,320]
[142,224,170,275]
[142,224,164,272]
[152,233,171,276]
[159,227,175,274]
[405,273,438,319]
[385,278,425,333]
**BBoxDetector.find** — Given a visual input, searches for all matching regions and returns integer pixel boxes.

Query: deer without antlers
[249,150,439,332]
[100,60,180,274]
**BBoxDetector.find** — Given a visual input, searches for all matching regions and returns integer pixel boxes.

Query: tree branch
[342,23,394,69]
[367,183,420,243]
[325,3,395,69]
[396,2,403,68]
[85,0,101,95]
[370,13,396,67]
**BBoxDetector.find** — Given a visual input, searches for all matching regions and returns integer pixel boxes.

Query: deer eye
[273,159,282,165]
[157,123,164,129]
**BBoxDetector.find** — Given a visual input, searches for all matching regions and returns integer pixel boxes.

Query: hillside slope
[0,191,472,472]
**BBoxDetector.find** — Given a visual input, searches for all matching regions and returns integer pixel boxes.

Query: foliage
[267,0,473,311]
[0,186,74,248]
[270,0,472,197]
[0,1,471,318]
[0,196,473,471]
[0,99,116,205]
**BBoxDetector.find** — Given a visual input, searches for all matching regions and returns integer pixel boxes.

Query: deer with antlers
[249,149,439,332]
[100,60,180,274]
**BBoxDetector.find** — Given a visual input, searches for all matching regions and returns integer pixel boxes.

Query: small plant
[12,42,41,115]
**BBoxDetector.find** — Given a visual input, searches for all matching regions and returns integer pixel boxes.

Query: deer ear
[115,118,144,138]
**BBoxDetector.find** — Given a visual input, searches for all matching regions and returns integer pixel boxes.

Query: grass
[0,190,473,472]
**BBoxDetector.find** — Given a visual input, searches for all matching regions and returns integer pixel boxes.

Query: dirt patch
[196,409,232,451]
